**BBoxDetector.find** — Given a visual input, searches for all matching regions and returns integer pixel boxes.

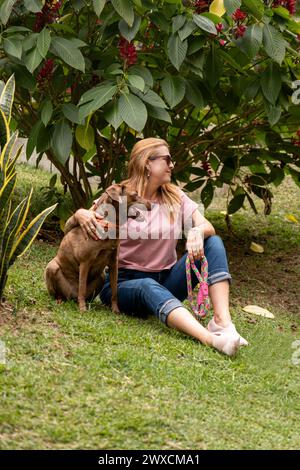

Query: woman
[74,137,248,356]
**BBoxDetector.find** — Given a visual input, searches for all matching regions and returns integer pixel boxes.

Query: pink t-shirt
[117,189,198,272]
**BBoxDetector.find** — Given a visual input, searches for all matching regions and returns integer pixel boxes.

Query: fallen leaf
[220,211,232,216]
[250,242,264,253]
[285,214,299,224]
[242,305,274,319]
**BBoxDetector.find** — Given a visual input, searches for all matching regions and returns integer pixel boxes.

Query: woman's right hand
[75,208,105,241]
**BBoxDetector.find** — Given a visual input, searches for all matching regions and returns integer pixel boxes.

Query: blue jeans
[99,235,232,327]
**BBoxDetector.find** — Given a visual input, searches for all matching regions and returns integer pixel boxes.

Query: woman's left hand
[186,226,204,263]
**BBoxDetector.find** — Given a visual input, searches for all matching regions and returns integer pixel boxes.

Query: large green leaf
[3,37,22,59]
[218,49,245,73]
[119,14,141,41]
[37,28,51,58]
[62,103,83,125]
[41,100,53,127]
[75,124,95,151]
[264,101,281,127]
[167,34,188,71]
[93,0,106,16]
[146,105,172,123]
[24,0,43,12]
[51,37,85,72]
[111,0,134,27]
[201,179,214,209]
[224,0,241,16]
[103,100,123,130]
[242,0,264,20]
[131,88,168,109]
[127,74,145,92]
[26,120,43,159]
[172,14,186,34]
[51,119,73,164]
[260,63,281,105]
[228,193,246,214]
[118,93,147,132]
[185,81,204,108]
[129,65,153,88]
[161,76,186,109]
[235,24,263,59]
[193,14,217,35]
[178,20,197,41]
[0,0,18,25]
[24,46,43,73]
[78,84,117,119]
[204,46,223,88]
[262,24,286,65]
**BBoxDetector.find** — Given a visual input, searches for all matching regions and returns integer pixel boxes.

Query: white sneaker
[208,317,249,347]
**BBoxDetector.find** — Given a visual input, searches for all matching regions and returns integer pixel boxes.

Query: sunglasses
[148,155,175,167]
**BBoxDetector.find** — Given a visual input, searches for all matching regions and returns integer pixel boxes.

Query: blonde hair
[121,137,181,222]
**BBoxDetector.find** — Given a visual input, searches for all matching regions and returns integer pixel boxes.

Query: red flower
[216,23,224,33]
[232,8,247,22]
[36,59,55,88]
[194,0,210,14]
[234,25,247,38]
[33,1,62,32]
[219,39,226,46]
[292,138,300,147]
[118,37,137,66]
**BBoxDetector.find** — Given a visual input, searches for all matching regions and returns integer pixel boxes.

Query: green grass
[0,166,300,449]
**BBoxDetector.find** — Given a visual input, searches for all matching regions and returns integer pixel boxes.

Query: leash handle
[186,254,210,319]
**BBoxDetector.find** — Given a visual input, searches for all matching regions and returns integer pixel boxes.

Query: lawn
[0,164,299,450]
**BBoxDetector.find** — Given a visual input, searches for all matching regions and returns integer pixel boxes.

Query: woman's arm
[186,209,216,262]
[191,209,216,239]
[64,203,104,240]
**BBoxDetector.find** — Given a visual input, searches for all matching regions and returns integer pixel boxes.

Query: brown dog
[45,184,151,312]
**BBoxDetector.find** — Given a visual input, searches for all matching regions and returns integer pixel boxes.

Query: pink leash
[185,254,210,319]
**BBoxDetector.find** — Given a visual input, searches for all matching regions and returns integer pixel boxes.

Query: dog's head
[104,184,151,221]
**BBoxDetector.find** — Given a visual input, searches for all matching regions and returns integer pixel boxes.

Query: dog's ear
[105,185,122,203]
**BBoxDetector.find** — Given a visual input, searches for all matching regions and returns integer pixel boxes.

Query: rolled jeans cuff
[158,298,183,326]
[207,271,232,285]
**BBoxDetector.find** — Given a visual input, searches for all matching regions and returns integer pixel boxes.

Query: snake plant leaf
[0,74,15,124]
[0,130,18,170]
[0,107,10,150]
[0,172,17,210]
[6,145,23,179]
[0,196,30,290]
[9,203,57,265]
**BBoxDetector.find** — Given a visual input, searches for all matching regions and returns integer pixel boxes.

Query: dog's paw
[112,304,121,314]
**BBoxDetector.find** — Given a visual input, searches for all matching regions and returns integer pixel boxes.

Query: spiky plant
[0,75,57,303]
